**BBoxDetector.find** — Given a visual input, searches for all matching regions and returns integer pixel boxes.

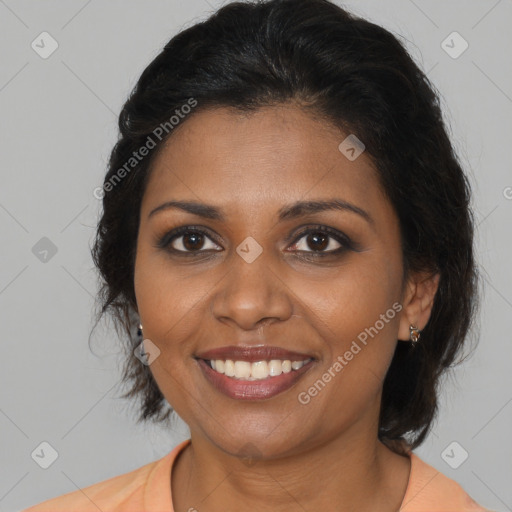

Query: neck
[171,420,411,512]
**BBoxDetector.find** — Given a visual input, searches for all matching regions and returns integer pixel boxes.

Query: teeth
[208,358,312,380]
[251,360,269,379]
[268,360,282,377]
[234,361,251,379]
[224,360,235,377]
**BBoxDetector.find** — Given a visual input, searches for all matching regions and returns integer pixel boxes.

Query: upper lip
[196,345,316,362]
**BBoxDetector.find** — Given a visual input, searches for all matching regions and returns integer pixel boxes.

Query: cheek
[134,245,203,341]
[134,250,167,332]
[299,255,401,336]
[295,255,402,389]
[294,283,401,434]
[133,249,202,417]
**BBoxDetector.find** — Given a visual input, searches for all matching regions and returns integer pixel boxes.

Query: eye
[156,224,355,258]
[287,225,353,256]
[156,226,222,255]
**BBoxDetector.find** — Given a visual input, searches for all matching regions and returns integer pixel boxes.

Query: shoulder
[400,452,495,512]
[21,440,191,512]
[21,459,160,512]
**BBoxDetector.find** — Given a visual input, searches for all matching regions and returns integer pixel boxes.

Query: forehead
[142,105,388,221]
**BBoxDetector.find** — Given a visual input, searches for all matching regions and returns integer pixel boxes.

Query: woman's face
[134,104,416,458]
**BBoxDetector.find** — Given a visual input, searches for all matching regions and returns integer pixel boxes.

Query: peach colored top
[23,439,494,512]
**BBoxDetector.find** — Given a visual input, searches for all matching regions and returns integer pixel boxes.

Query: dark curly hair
[90,0,480,454]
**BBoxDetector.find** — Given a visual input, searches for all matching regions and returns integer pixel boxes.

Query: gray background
[0,1,510,511]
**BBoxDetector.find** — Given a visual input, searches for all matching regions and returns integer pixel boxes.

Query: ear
[397,271,440,341]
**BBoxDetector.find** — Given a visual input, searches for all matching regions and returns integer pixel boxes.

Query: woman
[23,0,493,510]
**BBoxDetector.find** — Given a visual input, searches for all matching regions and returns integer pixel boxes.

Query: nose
[210,247,294,331]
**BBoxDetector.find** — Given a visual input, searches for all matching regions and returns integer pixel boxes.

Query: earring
[409,324,421,343]
[137,323,143,338]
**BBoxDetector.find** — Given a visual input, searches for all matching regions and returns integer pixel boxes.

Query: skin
[133,104,439,512]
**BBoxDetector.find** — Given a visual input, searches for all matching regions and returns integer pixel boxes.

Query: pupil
[183,232,204,251]
[308,232,328,251]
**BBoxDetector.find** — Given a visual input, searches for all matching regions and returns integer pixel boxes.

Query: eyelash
[155,224,357,259]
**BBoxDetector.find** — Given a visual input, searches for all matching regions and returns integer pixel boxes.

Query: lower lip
[197,359,314,400]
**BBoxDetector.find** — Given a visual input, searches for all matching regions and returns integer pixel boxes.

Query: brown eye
[170,230,220,252]
[157,226,222,255]
[304,232,331,251]
[290,229,344,253]
[181,232,205,251]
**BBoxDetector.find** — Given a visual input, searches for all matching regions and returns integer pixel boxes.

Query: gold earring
[409,324,421,343]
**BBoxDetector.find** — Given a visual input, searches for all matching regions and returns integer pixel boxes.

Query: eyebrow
[148,199,374,226]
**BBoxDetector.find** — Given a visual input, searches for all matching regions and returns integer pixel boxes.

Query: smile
[197,357,315,400]
[205,358,313,380]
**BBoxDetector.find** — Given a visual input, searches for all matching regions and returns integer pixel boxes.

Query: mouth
[202,357,313,380]
[195,345,316,400]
